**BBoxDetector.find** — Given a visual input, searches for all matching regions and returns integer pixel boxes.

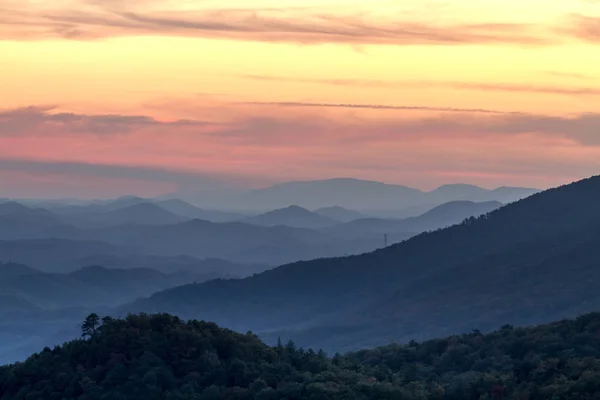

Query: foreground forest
[3,312,600,399]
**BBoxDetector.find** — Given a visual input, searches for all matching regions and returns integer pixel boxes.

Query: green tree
[81,313,101,338]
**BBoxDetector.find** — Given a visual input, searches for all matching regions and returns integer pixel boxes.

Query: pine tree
[81,313,100,338]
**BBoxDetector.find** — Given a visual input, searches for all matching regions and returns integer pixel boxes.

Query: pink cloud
[565,14,600,41]
[240,75,600,97]
[0,2,555,45]
[1,103,599,195]
[0,169,175,199]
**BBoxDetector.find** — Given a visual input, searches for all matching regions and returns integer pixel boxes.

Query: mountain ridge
[208,178,539,212]
[243,205,340,229]
[313,206,369,222]
[323,200,502,239]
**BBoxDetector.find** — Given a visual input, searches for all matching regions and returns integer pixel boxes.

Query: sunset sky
[2,0,600,198]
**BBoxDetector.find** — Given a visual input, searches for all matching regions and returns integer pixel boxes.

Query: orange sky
[1,0,600,198]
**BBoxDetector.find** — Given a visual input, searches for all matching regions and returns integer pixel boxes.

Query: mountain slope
[155,199,243,222]
[0,271,113,309]
[0,294,42,315]
[47,196,149,216]
[0,238,133,272]
[0,264,231,310]
[83,219,330,264]
[70,254,271,277]
[314,206,368,222]
[324,200,502,239]
[0,202,56,218]
[126,175,600,350]
[0,262,38,278]
[491,186,541,203]
[102,202,186,225]
[244,205,340,228]
[426,183,489,201]
[398,200,502,230]
[0,203,80,240]
[63,202,188,228]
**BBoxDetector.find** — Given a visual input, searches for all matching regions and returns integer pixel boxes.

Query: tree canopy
[4,312,600,399]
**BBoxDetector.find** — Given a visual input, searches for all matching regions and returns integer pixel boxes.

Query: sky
[1,0,600,198]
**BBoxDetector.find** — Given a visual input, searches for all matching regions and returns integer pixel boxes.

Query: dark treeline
[3,312,600,399]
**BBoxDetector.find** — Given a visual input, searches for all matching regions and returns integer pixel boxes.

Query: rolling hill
[155,199,244,222]
[69,254,271,276]
[0,203,80,240]
[0,294,42,316]
[0,202,55,218]
[125,175,600,351]
[243,205,340,229]
[0,238,134,272]
[313,206,369,222]
[82,218,328,263]
[0,262,37,278]
[0,263,234,310]
[92,202,187,226]
[0,207,416,268]
[56,202,189,228]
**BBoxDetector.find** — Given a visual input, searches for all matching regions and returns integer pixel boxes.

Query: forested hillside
[4,312,600,399]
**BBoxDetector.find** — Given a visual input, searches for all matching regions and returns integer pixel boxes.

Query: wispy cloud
[1,103,600,193]
[3,103,600,146]
[345,113,600,146]
[0,1,555,45]
[545,70,597,80]
[443,82,600,96]
[567,14,600,41]
[240,74,600,97]
[0,158,228,187]
[0,158,261,199]
[241,101,517,115]
[0,105,215,137]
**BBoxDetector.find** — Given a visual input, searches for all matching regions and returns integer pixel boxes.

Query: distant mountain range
[44,196,243,223]
[5,178,539,217]
[191,178,539,213]
[0,239,270,275]
[124,175,600,353]
[0,176,570,367]
[0,197,508,265]
[241,201,503,241]
[0,263,232,310]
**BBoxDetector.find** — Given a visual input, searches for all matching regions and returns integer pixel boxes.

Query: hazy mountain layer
[201,178,538,212]
[126,175,600,352]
